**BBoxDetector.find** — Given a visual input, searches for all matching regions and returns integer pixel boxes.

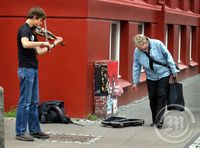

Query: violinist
[16,6,63,141]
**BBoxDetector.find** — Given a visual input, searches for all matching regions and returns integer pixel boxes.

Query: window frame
[109,21,121,78]
[189,27,192,61]
[165,25,168,48]
[138,23,145,73]
[178,26,181,63]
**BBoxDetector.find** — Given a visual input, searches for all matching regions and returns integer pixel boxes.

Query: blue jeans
[16,68,41,135]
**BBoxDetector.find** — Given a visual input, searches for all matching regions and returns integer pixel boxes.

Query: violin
[33,26,65,46]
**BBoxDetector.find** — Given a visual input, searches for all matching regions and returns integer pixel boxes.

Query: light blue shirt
[132,38,179,84]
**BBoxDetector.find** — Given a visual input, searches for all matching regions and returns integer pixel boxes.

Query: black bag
[167,77,185,111]
[38,100,73,124]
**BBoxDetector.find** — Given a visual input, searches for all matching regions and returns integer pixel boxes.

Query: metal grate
[41,132,102,144]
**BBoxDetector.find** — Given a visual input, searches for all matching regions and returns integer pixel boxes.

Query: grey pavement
[4,74,200,148]
[0,87,4,148]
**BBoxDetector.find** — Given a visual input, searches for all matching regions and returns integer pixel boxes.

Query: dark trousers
[146,76,170,124]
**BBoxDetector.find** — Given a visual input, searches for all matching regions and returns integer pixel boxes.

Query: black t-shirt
[17,23,38,69]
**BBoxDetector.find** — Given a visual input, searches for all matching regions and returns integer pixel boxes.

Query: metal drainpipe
[0,87,4,148]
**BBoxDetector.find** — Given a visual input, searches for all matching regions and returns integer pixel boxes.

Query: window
[138,23,145,72]
[109,21,120,77]
[178,26,181,63]
[138,23,144,34]
[189,27,192,60]
[165,25,168,48]
[189,26,198,66]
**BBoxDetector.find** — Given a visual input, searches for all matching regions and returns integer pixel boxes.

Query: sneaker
[31,131,49,139]
[16,134,34,141]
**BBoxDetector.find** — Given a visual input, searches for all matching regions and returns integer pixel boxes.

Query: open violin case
[101,116,145,128]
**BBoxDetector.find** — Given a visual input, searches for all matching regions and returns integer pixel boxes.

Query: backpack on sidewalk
[38,100,73,124]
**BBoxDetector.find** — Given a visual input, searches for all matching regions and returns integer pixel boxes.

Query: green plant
[74,118,80,121]
[86,114,98,121]
[4,108,17,118]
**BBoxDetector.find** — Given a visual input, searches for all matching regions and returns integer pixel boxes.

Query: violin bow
[44,19,49,43]
[43,19,65,46]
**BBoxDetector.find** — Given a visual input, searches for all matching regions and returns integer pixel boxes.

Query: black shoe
[16,134,34,141]
[150,123,155,126]
[156,123,163,129]
[160,121,164,125]
[31,131,49,139]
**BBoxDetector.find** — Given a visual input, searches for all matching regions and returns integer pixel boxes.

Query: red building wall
[0,0,90,117]
[0,0,200,117]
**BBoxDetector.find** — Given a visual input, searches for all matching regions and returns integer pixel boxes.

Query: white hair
[132,34,148,46]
